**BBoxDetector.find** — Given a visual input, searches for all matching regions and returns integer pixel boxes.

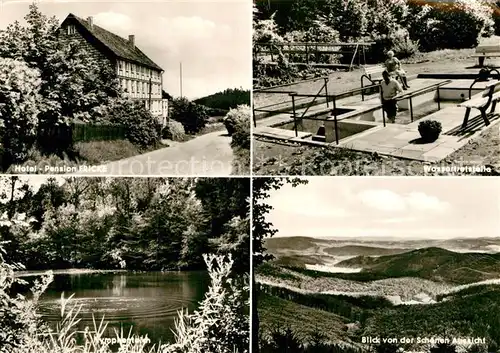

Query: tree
[170,97,208,134]
[252,177,307,352]
[0,58,42,167]
[0,4,120,155]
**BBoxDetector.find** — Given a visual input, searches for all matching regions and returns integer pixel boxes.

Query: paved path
[73,130,234,176]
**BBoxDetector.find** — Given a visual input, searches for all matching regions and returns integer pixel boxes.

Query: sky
[265,177,500,240]
[0,0,251,99]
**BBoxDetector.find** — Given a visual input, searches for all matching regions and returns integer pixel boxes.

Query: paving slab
[255,77,500,162]
[422,146,457,162]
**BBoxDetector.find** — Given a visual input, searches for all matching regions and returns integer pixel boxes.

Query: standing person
[385,50,410,89]
[381,70,404,123]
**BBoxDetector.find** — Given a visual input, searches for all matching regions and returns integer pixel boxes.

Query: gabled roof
[63,13,163,71]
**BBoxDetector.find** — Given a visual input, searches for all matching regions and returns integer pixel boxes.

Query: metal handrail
[468,68,500,99]
[290,77,329,137]
[394,80,451,122]
[255,41,375,47]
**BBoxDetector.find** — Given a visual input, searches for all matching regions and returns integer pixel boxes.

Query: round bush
[106,98,161,148]
[411,0,494,52]
[224,105,250,137]
[162,120,186,141]
[418,120,442,142]
[170,97,208,134]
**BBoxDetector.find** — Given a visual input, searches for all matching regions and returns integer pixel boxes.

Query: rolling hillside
[339,247,500,284]
[193,88,250,111]
[258,284,500,350]
[257,243,500,351]
[323,246,409,257]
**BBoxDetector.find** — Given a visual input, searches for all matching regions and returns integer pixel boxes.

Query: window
[67,25,76,35]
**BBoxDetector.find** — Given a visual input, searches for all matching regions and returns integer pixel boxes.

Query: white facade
[116,59,165,120]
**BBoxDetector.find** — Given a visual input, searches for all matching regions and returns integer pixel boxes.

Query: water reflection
[37,271,209,345]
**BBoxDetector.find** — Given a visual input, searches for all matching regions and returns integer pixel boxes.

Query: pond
[33,271,209,347]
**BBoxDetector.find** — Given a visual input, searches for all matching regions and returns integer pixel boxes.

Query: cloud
[159,16,218,39]
[269,187,352,219]
[406,191,450,212]
[93,11,133,32]
[358,189,450,213]
[376,217,418,224]
[358,189,407,212]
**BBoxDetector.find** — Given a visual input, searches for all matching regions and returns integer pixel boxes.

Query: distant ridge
[265,236,500,254]
[339,247,500,284]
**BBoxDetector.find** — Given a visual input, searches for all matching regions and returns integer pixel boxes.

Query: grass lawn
[253,39,500,176]
[253,124,500,176]
[6,139,166,173]
[232,146,250,175]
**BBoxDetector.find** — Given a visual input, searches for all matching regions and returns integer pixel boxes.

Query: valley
[257,236,500,351]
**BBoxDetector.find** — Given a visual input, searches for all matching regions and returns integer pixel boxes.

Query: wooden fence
[254,41,374,71]
[38,123,126,147]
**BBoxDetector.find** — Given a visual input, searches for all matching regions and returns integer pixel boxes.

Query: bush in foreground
[224,105,250,137]
[106,98,161,148]
[170,98,208,135]
[165,254,249,353]
[162,120,187,141]
[225,105,250,175]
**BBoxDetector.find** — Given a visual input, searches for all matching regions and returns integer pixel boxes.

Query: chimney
[128,35,135,47]
[87,16,93,29]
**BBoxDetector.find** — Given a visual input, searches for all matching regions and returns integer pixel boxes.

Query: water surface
[36,271,209,346]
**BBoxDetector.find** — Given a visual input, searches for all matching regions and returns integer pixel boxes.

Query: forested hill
[0,177,250,273]
[339,247,500,284]
[194,88,250,111]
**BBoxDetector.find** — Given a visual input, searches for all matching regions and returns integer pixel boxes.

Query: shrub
[106,98,161,148]
[363,0,417,62]
[409,0,494,52]
[163,254,249,353]
[0,244,53,352]
[418,119,442,142]
[230,109,251,151]
[224,105,250,137]
[0,58,41,168]
[283,21,341,64]
[494,2,500,36]
[223,105,250,175]
[253,12,284,45]
[368,27,419,62]
[170,97,208,135]
[318,0,368,40]
[162,120,187,141]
